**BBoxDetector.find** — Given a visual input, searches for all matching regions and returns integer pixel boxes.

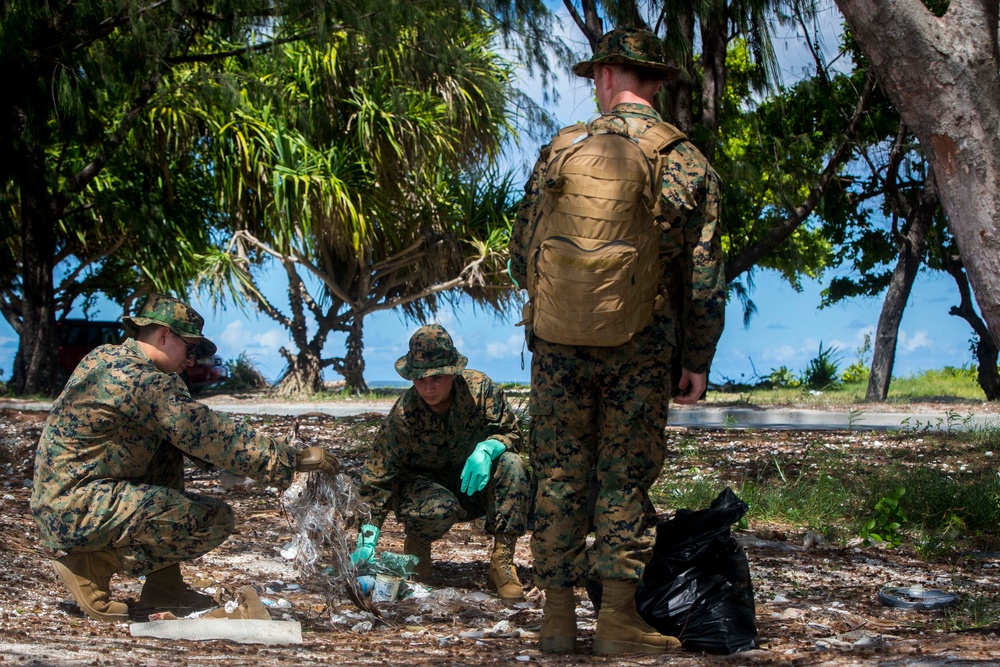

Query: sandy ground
[1,402,998,666]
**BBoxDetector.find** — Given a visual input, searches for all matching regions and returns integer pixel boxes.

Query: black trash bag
[587,487,758,654]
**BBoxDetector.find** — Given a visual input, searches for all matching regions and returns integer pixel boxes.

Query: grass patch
[938,594,1000,631]
[652,428,1000,556]
[711,366,989,405]
[868,466,1000,554]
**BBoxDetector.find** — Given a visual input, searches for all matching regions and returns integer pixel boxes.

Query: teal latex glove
[507,258,520,290]
[350,523,380,565]
[460,439,506,495]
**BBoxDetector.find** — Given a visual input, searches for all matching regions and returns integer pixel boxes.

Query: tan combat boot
[539,587,578,653]
[137,563,215,615]
[51,550,128,622]
[487,535,524,600]
[593,580,681,655]
[404,535,432,580]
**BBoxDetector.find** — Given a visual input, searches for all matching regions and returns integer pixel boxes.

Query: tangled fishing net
[281,463,375,617]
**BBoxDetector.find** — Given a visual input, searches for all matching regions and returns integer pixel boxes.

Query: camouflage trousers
[74,443,234,577]
[395,452,533,542]
[528,337,672,588]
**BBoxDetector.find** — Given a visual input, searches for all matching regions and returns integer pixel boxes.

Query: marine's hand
[460,439,505,495]
[295,446,341,476]
[673,369,707,405]
[350,523,380,565]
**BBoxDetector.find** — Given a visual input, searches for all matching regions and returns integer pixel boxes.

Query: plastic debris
[407,583,432,599]
[281,468,369,620]
[356,575,375,595]
[371,574,402,602]
[351,620,373,633]
[877,584,958,610]
[130,619,302,645]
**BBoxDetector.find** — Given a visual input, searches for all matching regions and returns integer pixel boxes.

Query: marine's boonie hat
[395,324,468,380]
[122,293,217,358]
[572,27,678,79]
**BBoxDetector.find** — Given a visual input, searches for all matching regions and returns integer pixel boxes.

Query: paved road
[4,399,998,432]
[667,405,1000,431]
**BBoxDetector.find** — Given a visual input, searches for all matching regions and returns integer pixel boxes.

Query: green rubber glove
[350,523,380,565]
[507,258,520,290]
[460,439,506,495]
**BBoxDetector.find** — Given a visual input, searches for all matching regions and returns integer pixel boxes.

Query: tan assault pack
[526,118,686,346]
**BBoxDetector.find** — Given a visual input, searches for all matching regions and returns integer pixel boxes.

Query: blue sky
[0,3,982,388]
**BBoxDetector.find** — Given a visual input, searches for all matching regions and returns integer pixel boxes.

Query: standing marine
[508,28,726,654]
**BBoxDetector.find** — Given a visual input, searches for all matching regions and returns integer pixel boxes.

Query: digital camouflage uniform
[509,102,726,589]
[359,369,532,542]
[31,339,298,577]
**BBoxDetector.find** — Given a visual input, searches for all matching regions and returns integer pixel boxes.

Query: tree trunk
[272,349,325,397]
[973,335,1000,401]
[699,0,728,143]
[941,252,1000,401]
[342,314,369,395]
[661,1,696,134]
[834,0,1000,348]
[14,165,60,397]
[865,213,932,401]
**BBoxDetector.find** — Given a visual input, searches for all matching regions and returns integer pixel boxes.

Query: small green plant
[767,365,800,388]
[847,408,864,431]
[841,334,871,383]
[802,342,842,389]
[860,486,907,547]
[944,410,973,433]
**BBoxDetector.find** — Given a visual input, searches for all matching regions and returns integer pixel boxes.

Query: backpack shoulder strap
[635,121,687,159]
[549,123,588,154]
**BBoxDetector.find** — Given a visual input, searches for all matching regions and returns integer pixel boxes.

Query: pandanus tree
[200,17,521,395]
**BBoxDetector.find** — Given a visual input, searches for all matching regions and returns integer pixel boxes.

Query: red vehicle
[57,319,228,392]
[183,353,229,392]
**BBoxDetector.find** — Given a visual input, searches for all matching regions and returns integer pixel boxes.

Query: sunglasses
[172,330,199,359]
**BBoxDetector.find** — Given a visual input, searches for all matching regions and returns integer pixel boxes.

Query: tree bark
[941,252,1000,401]
[699,0,728,141]
[14,152,60,397]
[341,314,369,395]
[273,349,325,397]
[834,0,1000,348]
[865,211,932,401]
[661,0,696,134]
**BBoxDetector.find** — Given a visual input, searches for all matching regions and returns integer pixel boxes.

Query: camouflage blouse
[359,370,523,526]
[31,338,297,550]
[508,102,726,373]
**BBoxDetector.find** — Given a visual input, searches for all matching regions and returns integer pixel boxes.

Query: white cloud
[213,320,294,381]
[762,345,797,364]
[252,328,290,349]
[486,333,526,359]
[219,320,289,351]
[899,330,933,353]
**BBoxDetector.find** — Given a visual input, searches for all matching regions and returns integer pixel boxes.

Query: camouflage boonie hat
[122,293,217,358]
[572,27,677,79]
[395,324,468,380]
